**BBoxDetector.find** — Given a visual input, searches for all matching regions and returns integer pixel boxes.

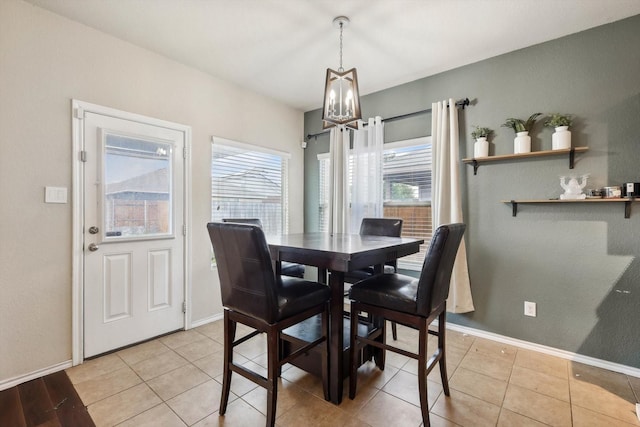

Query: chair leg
[266,327,279,427]
[348,303,359,399]
[373,318,386,371]
[321,305,330,401]
[418,320,430,427]
[220,310,235,415]
[438,310,450,396]
[391,321,398,340]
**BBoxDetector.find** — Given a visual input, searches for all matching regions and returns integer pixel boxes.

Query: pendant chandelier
[322,16,361,129]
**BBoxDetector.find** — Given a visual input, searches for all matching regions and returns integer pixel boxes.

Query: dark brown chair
[222,218,305,278]
[348,223,466,427]
[344,217,403,339]
[207,222,330,427]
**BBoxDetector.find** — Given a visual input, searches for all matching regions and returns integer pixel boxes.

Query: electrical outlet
[524,301,537,317]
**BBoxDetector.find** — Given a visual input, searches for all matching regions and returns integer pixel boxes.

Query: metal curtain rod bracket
[306,97,470,141]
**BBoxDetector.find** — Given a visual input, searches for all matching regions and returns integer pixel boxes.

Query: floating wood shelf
[462,147,589,175]
[501,198,636,218]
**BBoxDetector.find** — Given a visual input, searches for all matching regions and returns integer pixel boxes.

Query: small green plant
[544,113,572,128]
[501,113,542,133]
[471,126,493,140]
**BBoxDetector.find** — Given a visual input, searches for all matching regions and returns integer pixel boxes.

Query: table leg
[317,268,327,284]
[275,261,282,276]
[372,263,383,274]
[328,270,344,404]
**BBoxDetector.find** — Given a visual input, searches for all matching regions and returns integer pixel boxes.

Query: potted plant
[544,113,572,150]
[471,126,492,158]
[501,113,541,154]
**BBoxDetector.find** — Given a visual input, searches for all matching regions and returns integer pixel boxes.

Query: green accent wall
[304,15,640,368]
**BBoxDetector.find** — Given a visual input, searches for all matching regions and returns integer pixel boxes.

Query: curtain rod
[306,97,470,141]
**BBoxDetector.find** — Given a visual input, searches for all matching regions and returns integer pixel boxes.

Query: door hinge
[73,107,84,120]
[80,150,87,162]
[183,147,187,159]
[183,224,187,236]
[182,301,187,313]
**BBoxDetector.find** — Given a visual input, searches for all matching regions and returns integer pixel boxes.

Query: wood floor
[0,370,95,427]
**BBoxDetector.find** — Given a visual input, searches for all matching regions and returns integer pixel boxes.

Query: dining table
[267,232,424,404]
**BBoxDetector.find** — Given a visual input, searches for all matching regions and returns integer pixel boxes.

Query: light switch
[45,186,68,204]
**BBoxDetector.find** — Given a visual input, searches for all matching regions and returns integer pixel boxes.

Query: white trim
[71,100,192,364]
[0,360,72,392]
[211,135,292,159]
[190,312,224,329]
[183,127,193,330]
[446,322,640,378]
[71,100,84,366]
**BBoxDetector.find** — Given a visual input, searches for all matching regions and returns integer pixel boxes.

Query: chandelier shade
[321,16,362,129]
[322,67,361,129]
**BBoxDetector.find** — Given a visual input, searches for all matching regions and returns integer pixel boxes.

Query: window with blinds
[382,137,432,270]
[318,154,330,233]
[317,136,432,270]
[211,138,290,237]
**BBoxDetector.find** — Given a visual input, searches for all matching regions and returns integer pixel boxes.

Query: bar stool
[207,222,330,427]
[348,223,466,427]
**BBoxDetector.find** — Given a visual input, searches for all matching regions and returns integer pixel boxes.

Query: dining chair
[347,223,466,427]
[221,218,305,278]
[344,217,403,339]
[207,222,330,427]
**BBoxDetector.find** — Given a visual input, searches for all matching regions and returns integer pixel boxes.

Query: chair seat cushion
[277,277,331,321]
[348,273,419,315]
[281,262,305,278]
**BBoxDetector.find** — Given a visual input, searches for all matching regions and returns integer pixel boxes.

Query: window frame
[211,136,291,237]
[317,135,433,270]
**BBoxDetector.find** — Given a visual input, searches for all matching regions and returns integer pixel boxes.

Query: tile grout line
[65,324,640,427]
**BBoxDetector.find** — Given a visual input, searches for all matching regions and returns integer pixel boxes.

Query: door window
[101,132,173,240]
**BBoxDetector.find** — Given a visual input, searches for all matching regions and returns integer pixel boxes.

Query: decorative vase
[473,137,489,157]
[514,131,531,154]
[552,126,571,150]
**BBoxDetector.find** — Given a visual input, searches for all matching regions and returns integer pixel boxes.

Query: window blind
[211,140,289,236]
[318,155,330,233]
[382,141,432,270]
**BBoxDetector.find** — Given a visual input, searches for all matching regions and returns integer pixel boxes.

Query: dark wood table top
[268,232,424,272]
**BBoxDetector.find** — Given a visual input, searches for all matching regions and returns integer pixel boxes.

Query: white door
[82,110,186,358]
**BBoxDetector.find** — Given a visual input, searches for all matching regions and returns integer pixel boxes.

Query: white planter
[474,137,489,157]
[514,131,531,154]
[552,126,571,150]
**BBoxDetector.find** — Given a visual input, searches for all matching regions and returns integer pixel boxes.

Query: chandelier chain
[339,21,344,72]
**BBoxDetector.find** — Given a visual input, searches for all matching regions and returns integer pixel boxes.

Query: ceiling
[25,0,640,112]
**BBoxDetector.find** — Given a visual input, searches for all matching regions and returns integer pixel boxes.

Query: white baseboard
[0,360,72,392]
[446,322,640,378]
[190,312,223,329]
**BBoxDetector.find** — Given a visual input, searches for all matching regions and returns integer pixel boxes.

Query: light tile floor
[66,320,640,426]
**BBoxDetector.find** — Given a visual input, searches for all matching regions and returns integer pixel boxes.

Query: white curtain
[432,99,475,313]
[350,117,384,233]
[328,127,350,234]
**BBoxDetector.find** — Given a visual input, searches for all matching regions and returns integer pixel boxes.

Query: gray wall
[304,15,640,368]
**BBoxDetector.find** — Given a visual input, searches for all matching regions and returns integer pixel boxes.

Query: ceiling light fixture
[322,16,361,129]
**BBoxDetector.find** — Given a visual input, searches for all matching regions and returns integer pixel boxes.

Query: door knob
[88,243,99,252]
